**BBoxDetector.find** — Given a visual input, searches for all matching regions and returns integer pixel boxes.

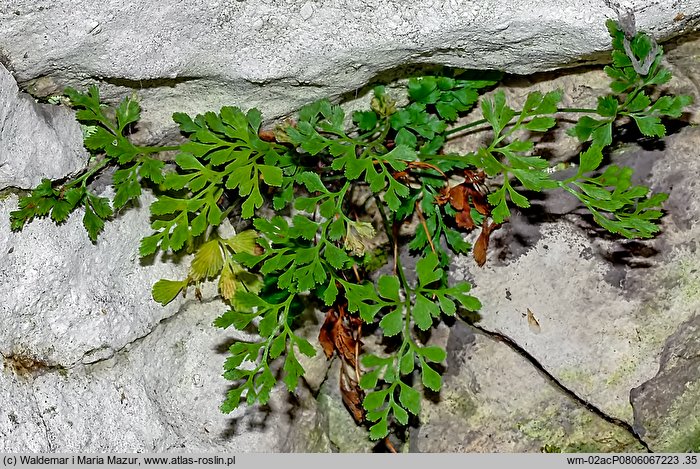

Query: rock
[450,113,700,447]
[313,361,376,453]
[0,190,188,366]
[624,123,700,452]
[2,2,700,453]
[0,45,334,451]
[631,314,700,452]
[0,355,50,452]
[457,222,655,424]
[665,31,700,125]
[293,310,333,393]
[279,397,333,452]
[31,364,179,452]
[413,322,645,452]
[2,294,327,452]
[0,64,88,190]
[280,358,374,453]
[1,1,698,140]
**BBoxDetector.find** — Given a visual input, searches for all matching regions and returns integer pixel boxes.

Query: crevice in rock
[0,48,13,72]
[303,356,335,400]
[30,384,54,452]
[0,186,29,198]
[629,313,700,445]
[1,350,54,451]
[74,303,201,369]
[463,319,652,452]
[91,76,201,90]
[63,297,213,372]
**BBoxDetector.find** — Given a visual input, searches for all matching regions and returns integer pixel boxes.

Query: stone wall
[1,0,699,452]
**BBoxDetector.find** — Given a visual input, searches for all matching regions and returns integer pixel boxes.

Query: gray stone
[1,1,698,141]
[457,222,658,424]
[2,294,326,452]
[279,396,333,453]
[665,31,700,118]
[0,64,88,190]
[631,314,700,452]
[0,190,188,367]
[0,356,50,452]
[32,365,179,452]
[414,322,645,452]
[450,114,700,445]
[293,310,333,393]
[313,361,376,453]
[623,122,700,453]
[460,218,699,428]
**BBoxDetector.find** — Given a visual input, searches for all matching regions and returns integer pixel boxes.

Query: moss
[295,418,332,453]
[675,257,700,303]
[317,390,374,453]
[437,391,478,422]
[636,251,700,350]
[542,444,562,453]
[606,358,640,386]
[22,76,60,98]
[517,405,644,453]
[417,386,478,429]
[558,368,597,395]
[649,380,700,452]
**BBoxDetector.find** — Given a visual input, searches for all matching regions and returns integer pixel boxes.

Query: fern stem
[445,107,598,137]
[444,118,488,136]
[64,157,111,189]
[137,145,180,154]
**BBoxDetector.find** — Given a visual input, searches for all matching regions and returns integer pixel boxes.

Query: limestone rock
[414,322,645,452]
[1,1,698,140]
[0,356,50,452]
[2,295,326,452]
[0,190,188,366]
[0,64,88,190]
[631,314,700,452]
[2,1,700,453]
[452,125,700,445]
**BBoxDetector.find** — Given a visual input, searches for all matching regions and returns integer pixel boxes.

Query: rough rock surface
[1,294,322,452]
[448,86,700,451]
[0,0,698,141]
[414,323,645,452]
[0,190,187,366]
[0,64,88,190]
[631,314,700,452]
[0,358,49,452]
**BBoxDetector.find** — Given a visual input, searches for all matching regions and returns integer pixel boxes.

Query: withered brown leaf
[334,318,358,367]
[318,309,337,360]
[472,222,489,266]
[449,185,467,210]
[473,220,500,267]
[527,308,542,334]
[258,129,277,142]
[455,209,475,230]
[434,186,450,206]
[340,367,365,423]
[318,305,360,368]
[470,191,490,216]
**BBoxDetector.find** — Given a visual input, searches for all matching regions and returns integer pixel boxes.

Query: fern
[9,21,692,442]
